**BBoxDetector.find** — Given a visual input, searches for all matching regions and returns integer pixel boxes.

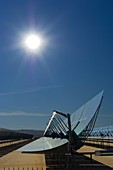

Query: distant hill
[16,129,44,138]
[0,128,33,140]
[0,128,12,132]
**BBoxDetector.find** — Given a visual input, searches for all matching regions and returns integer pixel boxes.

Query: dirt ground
[78,145,113,168]
[0,145,113,170]
[0,151,46,170]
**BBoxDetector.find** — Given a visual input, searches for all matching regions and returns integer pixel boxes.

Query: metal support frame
[53,111,72,140]
[53,110,73,153]
[44,109,83,153]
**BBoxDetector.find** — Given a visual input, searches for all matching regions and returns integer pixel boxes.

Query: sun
[24,33,42,51]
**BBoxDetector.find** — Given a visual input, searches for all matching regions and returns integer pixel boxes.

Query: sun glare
[24,34,42,51]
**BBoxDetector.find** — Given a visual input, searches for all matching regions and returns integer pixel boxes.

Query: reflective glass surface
[18,137,68,152]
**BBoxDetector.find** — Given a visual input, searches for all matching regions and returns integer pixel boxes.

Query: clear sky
[0,0,113,130]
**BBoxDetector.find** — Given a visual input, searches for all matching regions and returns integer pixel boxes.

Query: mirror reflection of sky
[0,0,113,130]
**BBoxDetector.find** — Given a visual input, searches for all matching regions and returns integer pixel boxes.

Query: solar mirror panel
[18,91,103,153]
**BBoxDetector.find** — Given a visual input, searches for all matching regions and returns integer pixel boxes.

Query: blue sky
[0,0,113,130]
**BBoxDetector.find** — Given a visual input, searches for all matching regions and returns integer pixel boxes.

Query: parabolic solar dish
[18,91,103,153]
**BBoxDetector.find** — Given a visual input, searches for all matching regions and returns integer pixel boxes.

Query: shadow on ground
[45,153,113,170]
